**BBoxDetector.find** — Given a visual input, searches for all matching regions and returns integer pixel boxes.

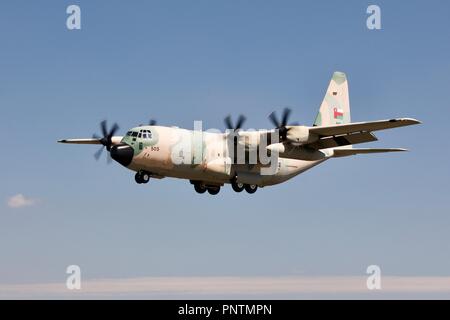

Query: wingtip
[403,118,422,124]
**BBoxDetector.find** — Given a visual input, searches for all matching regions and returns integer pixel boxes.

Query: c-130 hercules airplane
[59,72,420,195]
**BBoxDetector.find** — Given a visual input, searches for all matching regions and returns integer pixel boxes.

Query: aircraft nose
[110,144,134,167]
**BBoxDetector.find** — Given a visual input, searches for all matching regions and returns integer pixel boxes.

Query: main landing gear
[244,183,258,194]
[191,180,258,195]
[135,171,150,184]
[193,181,221,195]
[231,179,245,192]
[231,178,258,194]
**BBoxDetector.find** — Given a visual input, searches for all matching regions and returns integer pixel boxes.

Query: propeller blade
[224,115,233,130]
[100,120,108,138]
[269,111,280,128]
[281,108,291,127]
[94,146,105,160]
[235,115,246,130]
[268,108,299,141]
[106,152,113,164]
[109,123,119,137]
[94,120,121,153]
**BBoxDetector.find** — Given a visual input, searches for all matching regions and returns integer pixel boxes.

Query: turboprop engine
[204,157,232,177]
[285,126,319,145]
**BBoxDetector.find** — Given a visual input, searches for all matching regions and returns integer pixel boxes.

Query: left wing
[58,136,123,145]
[58,138,102,145]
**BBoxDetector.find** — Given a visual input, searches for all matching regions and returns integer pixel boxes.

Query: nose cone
[110,144,134,167]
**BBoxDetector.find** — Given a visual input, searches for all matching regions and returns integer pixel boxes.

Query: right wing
[309,118,421,137]
[306,131,378,149]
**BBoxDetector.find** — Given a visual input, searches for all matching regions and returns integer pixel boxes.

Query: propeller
[149,119,157,126]
[268,107,298,141]
[224,114,246,132]
[93,120,120,162]
[224,114,247,164]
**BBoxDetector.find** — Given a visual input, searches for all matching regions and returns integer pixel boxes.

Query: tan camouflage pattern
[59,72,420,189]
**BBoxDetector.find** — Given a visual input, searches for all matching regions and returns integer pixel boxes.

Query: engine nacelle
[286,126,318,145]
[204,157,232,176]
[111,136,124,145]
[267,143,327,161]
[266,143,285,153]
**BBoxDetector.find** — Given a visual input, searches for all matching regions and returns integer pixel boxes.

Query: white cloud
[7,194,38,208]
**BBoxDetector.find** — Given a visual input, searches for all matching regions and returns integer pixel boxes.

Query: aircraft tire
[231,180,245,192]
[135,172,143,184]
[194,183,207,194]
[244,184,258,194]
[207,187,220,195]
[141,172,150,184]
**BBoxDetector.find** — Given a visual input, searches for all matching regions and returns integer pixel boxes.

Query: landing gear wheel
[244,184,258,194]
[135,171,150,184]
[135,172,143,184]
[194,183,207,194]
[231,180,245,192]
[207,187,220,195]
[141,172,150,184]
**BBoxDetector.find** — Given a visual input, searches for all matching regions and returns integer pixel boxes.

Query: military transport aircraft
[58,72,420,195]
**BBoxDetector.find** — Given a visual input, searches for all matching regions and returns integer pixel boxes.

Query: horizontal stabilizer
[310,118,421,137]
[332,148,407,157]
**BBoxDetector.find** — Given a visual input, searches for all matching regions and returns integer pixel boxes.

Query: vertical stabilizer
[313,71,351,127]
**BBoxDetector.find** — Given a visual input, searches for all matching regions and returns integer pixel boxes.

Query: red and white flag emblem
[333,107,344,120]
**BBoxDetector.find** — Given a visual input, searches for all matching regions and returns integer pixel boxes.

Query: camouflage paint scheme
[121,125,326,187]
[121,71,352,187]
[59,72,421,191]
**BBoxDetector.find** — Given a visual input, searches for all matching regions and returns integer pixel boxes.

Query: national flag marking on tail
[333,107,344,120]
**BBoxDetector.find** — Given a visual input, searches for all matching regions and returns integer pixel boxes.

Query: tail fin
[313,71,351,127]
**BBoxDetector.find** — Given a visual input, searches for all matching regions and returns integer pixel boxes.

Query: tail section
[314,71,351,127]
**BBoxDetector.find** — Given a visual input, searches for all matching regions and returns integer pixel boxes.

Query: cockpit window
[131,129,152,139]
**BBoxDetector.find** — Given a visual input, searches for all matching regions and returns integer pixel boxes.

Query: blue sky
[0,1,449,297]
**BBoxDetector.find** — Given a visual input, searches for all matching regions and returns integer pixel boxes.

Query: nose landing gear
[135,171,150,184]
